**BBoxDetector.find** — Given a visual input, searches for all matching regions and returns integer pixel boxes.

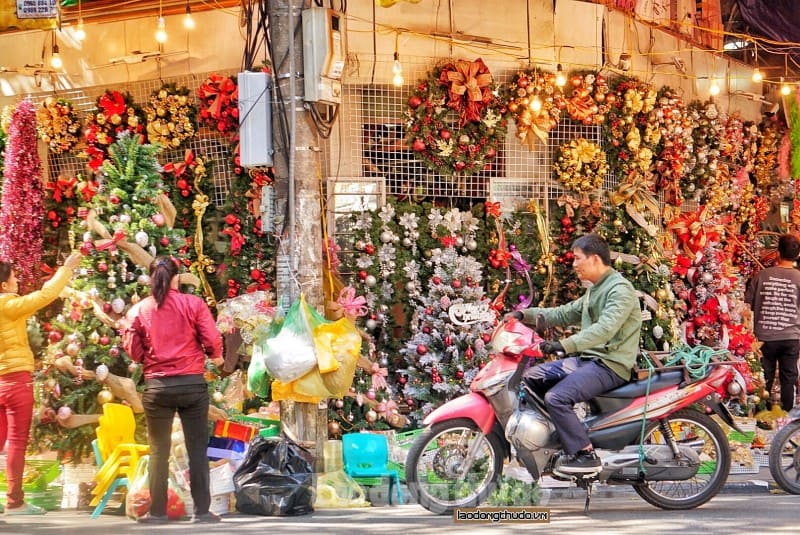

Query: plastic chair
[342,433,403,505]
[90,403,149,513]
[89,439,128,519]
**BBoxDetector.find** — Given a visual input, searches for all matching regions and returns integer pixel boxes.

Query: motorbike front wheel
[769,419,800,494]
[633,409,730,509]
[405,418,504,515]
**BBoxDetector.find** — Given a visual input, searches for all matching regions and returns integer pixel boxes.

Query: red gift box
[213,420,257,442]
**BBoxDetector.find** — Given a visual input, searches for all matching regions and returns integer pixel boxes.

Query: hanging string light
[155,0,168,43]
[50,30,63,69]
[751,42,762,83]
[781,54,792,96]
[75,0,86,42]
[183,1,196,30]
[392,31,403,87]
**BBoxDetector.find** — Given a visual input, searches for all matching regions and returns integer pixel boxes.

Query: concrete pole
[269,0,327,471]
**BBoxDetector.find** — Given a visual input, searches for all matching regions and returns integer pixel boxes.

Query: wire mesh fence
[28,69,239,208]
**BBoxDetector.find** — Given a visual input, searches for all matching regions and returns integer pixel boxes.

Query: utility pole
[269,0,327,470]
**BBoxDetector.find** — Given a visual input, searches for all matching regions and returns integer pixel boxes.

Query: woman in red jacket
[0,251,82,515]
[122,256,223,524]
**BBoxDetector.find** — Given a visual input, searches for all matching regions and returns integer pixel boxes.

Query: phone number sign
[16,0,56,19]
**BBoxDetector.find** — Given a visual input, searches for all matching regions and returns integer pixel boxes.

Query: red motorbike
[405,318,742,514]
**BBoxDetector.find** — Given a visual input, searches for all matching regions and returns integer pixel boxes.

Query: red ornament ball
[409,95,422,109]
[416,344,428,355]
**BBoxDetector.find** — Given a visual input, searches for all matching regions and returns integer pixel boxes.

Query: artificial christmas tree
[400,244,495,422]
[32,133,193,460]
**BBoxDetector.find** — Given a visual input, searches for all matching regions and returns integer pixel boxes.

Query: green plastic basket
[728,431,755,444]
[698,461,716,475]
[0,459,61,493]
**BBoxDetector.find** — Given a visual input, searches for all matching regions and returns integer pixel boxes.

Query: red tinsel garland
[0,99,45,293]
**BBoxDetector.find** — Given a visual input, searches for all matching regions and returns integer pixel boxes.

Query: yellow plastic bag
[291,367,334,399]
[314,470,370,508]
[270,379,323,404]
[318,320,361,398]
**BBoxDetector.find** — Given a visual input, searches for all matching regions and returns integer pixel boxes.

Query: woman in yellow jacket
[0,252,81,515]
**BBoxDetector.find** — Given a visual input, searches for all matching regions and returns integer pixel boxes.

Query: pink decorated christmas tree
[0,99,44,293]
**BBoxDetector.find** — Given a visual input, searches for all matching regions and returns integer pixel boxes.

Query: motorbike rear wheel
[633,409,730,509]
[768,419,800,494]
[405,418,504,515]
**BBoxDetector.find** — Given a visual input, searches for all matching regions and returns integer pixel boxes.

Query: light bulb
[155,17,168,43]
[392,52,403,87]
[50,44,62,69]
[75,19,86,42]
[184,6,195,30]
[555,64,566,87]
[529,95,542,113]
[781,82,791,96]
[752,68,763,83]
[708,77,720,96]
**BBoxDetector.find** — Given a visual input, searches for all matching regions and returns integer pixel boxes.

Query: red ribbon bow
[96,229,127,252]
[98,91,126,116]
[484,201,502,218]
[442,58,493,126]
[163,149,195,178]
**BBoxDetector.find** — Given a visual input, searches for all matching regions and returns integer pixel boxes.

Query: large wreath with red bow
[83,91,145,171]
[404,58,507,176]
[197,73,239,138]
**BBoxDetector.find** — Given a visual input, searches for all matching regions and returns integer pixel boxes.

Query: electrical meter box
[238,71,274,168]
[302,7,345,104]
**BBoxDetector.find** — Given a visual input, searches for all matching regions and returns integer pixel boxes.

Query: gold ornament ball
[212,391,224,403]
[97,389,114,405]
[656,288,668,301]
[328,421,341,436]
[762,389,770,398]
[365,409,378,424]
[66,342,81,356]
[752,395,761,404]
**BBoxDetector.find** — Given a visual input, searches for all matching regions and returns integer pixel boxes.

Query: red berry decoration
[408,95,422,109]
[358,270,368,280]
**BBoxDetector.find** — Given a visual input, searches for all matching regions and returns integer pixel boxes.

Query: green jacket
[522,268,641,380]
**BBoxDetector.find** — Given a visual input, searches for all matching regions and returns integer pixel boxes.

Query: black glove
[539,341,564,356]
[504,310,524,321]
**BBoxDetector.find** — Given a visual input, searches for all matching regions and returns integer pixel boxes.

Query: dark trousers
[761,339,800,411]
[525,357,627,455]
[142,383,210,516]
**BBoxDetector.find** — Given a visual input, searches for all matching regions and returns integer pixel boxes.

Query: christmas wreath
[404,58,507,176]
[36,97,81,154]
[197,73,239,138]
[553,138,607,193]
[145,83,197,149]
[562,72,610,125]
[84,90,145,171]
[505,69,565,149]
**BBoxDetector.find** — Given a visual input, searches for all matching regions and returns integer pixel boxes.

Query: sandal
[5,503,46,515]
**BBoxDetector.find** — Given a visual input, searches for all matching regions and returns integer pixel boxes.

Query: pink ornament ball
[57,406,72,420]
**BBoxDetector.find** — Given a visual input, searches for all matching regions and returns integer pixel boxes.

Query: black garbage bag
[233,435,315,516]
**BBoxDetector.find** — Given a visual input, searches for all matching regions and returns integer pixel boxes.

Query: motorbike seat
[597,370,685,399]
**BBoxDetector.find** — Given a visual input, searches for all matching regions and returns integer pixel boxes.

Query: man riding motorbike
[507,233,642,473]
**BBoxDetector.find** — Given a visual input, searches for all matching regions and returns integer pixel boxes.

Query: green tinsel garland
[789,93,800,179]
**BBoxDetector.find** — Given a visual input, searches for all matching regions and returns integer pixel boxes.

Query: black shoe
[559,450,601,474]
[192,512,222,523]
[137,513,169,524]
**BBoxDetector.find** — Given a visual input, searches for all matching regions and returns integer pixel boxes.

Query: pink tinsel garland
[0,99,45,293]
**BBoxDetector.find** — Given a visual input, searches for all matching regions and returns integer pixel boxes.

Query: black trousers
[142,383,210,516]
[761,339,800,412]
